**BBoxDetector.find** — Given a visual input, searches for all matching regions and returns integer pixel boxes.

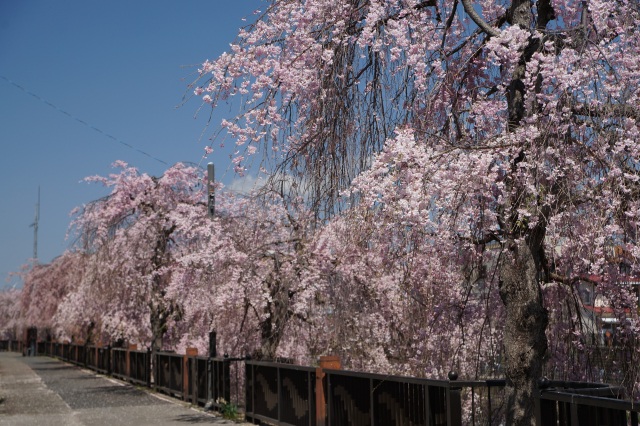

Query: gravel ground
[0,352,251,426]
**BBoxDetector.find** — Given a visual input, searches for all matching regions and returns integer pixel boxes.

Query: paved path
[0,352,250,425]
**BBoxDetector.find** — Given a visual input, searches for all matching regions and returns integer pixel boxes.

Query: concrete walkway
[0,352,250,426]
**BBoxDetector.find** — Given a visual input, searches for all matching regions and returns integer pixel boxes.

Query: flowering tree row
[5,162,500,372]
[1,158,637,398]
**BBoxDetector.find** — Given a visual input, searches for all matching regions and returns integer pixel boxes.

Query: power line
[1,75,169,166]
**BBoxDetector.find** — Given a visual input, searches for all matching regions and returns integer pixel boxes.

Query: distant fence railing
[0,340,23,351]
[2,339,639,425]
[85,345,111,375]
[536,380,639,426]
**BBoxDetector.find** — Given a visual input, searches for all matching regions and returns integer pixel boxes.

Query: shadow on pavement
[172,413,233,424]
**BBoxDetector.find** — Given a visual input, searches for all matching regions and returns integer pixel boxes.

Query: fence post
[535,377,557,426]
[223,354,231,404]
[204,330,216,410]
[316,355,341,426]
[146,348,152,388]
[185,348,198,402]
[107,345,112,376]
[127,343,137,381]
[446,371,462,426]
[152,350,158,392]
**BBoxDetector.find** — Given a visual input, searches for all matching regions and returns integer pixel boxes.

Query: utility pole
[207,163,215,219]
[30,186,40,261]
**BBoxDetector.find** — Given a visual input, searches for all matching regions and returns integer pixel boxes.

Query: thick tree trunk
[259,281,290,360]
[499,238,548,425]
[149,227,172,353]
[150,307,165,353]
[499,1,553,422]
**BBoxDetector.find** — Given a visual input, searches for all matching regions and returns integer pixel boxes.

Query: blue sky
[0,0,263,288]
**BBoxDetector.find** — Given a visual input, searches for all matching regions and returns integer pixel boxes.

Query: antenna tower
[30,187,40,261]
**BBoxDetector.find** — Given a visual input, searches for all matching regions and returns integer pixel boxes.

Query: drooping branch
[573,104,640,121]
[549,272,596,287]
[461,0,500,37]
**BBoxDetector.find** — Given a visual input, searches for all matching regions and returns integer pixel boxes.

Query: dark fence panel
[10,340,22,352]
[155,352,184,398]
[212,357,232,407]
[536,381,640,426]
[185,356,204,405]
[48,342,55,357]
[249,363,279,421]
[68,344,77,364]
[72,344,80,364]
[371,377,428,425]
[180,355,237,409]
[111,348,127,381]
[0,340,8,351]
[62,343,70,361]
[327,371,371,426]
[245,360,316,426]
[74,345,86,366]
[87,345,98,370]
[129,349,151,387]
[196,357,208,405]
[97,346,111,375]
[85,346,111,375]
[280,366,316,426]
[324,369,469,426]
[186,356,209,406]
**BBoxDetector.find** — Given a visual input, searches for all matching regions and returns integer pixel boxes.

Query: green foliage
[217,398,238,420]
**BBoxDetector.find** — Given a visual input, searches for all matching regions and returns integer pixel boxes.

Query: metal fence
[129,349,151,387]
[537,381,639,426]
[1,340,22,351]
[187,356,209,405]
[182,355,236,407]
[85,345,111,375]
[323,369,461,426]
[155,351,185,398]
[201,356,236,408]
[245,360,316,425]
[111,348,128,381]
[2,339,639,425]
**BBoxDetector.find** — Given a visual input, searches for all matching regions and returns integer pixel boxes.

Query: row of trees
[3,161,503,372]
[2,0,640,423]
[2,158,639,390]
